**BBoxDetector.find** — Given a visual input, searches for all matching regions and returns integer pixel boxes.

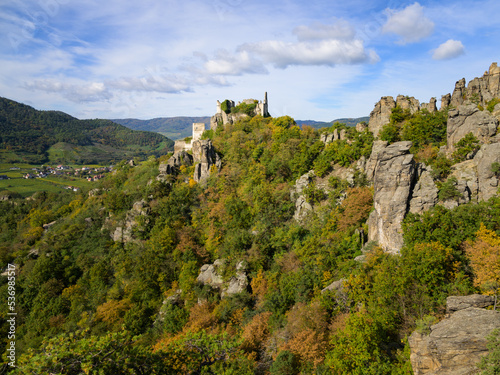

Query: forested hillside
[0,98,174,164]
[1,106,499,373]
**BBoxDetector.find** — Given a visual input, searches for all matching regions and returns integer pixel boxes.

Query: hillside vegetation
[0,98,174,164]
[1,110,499,374]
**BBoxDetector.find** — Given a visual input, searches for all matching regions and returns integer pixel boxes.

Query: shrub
[452,133,480,162]
[438,177,461,201]
[487,98,500,113]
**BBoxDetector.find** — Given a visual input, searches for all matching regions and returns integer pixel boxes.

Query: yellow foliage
[465,223,500,295]
[188,178,197,187]
[185,302,217,332]
[280,328,326,367]
[250,269,268,307]
[95,299,131,327]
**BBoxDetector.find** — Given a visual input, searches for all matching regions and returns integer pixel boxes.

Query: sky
[1,0,499,122]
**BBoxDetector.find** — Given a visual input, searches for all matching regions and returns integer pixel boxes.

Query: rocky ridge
[409,295,499,375]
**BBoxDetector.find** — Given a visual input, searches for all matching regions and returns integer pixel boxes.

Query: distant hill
[296,116,370,129]
[0,97,174,164]
[112,116,369,139]
[111,117,211,140]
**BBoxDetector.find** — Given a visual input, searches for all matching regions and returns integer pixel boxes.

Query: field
[0,163,96,197]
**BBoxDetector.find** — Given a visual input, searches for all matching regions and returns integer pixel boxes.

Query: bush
[452,133,480,162]
[270,350,300,375]
[438,177,461,201]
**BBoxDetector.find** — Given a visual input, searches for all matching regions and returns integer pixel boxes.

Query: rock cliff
[192,139,221,183]
[367,141,416,253]
[409,295,500,375]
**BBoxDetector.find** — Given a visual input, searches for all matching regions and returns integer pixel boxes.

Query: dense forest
[0,98,174,164]
[0,108,499,374]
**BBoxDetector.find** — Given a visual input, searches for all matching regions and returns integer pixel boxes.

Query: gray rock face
[396,95,421,114]
[409,307,500,375]
[441,94,451,109]
[367,141,416,253]
[158,150,193,179]
[196,260,248,297]
[364,140,389,181]
[369,96,396,138]
[447,104,498,152]
[450,78,466,108]
[446,294,495,314]
[475,142,500,201]
[409,166,439,214]
[192,140,221,183]
[421,97,437,113]
[291,171,316,222]
[112,200,150,243]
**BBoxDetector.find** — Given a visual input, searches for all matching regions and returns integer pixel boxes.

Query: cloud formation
[432,39,465,60]
[201,20,379,74]
[382,2,434,44]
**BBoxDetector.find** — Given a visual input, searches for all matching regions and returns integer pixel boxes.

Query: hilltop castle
[173,122,206,153]
[211,92,269,130]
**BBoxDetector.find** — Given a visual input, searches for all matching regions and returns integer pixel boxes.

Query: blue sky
[1,0,499,121]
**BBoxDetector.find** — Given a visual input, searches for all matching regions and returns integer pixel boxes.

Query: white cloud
[293,20,356,41]
[203,50,268,75]
[432,39,465,60]
[23,80,112,102]
[241,39,378,68]
[202,20,379,72]
[382,2,434,44]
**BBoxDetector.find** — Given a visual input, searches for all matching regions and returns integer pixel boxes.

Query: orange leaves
[240,312,272,353]
[337,187,373,233]
[464,223,500,295]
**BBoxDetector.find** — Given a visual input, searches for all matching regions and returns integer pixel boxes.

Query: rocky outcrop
[196,260,248,298]
[290,171,315,222]
[320,128,347,145]
[396,95,421,114]
[447,104,498,152]
[440,94,451,110]
[450,78,466,108]
[475,142,500,201]
[157,150,193,181]
[111,200,150,243]
[192,140,221,183]
[421,98,437,113]
[369,96,396,138]
[409,295,500,375]
[409,166,439,214]
[367,141,416,254]
[446,294,495,314]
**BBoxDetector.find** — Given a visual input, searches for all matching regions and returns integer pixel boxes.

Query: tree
[464,224,500,309]
[478,329,500,375]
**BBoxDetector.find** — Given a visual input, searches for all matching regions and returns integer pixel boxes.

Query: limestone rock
[197,259,225,288]
[421,98,437,113]
[196,260,248,297]
[396,95,420,114]
[369,96,396,138]
[446,294,495,314]
[291,171,316,222]
[367,141,416,253]
[364,140,388,182]
[409,166,439,214]
[192,140,221,183]
[474,142,500,201]
[450,78,466,108]
[441,94,451,110]
[222,262,248,298]
[356,122,368,132]
[447,104,498,152]
[111,200,150,243]
[409,307,500,375]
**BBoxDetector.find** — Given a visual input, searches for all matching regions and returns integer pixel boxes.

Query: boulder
[367,141,416,253]
[396,95,421,114]
[196,260,248,298]
[421,97,437,113]
[409,307,500,375]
